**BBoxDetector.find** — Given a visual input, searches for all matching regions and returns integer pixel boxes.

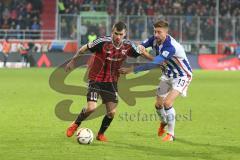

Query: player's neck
[112,40,123,49]
[157,36,167,45]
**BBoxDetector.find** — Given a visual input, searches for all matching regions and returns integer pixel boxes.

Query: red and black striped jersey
[87,36,141,82]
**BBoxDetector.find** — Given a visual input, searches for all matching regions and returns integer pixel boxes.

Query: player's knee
[156,97,164,107]
[155,102,162,109]
[107,111,116,118]
[163,100,172,108]
[155,100,164,109]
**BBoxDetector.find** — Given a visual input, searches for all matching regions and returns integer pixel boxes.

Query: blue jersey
[141,35,192,78]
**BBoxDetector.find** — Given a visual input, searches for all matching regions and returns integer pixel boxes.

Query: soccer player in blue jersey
[119,20,192,142]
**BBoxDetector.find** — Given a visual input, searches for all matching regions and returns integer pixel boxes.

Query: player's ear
[111,30,115,36]
[124,32,126,37]
[123,29,127,37]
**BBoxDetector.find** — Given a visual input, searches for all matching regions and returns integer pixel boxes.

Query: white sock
[156,106,167,124]
[165,107,176,136]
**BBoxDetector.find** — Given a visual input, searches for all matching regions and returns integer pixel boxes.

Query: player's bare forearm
[141,50,154,61]
[138,45,154,61]
[72,44,88,61]
[65,44,88,72]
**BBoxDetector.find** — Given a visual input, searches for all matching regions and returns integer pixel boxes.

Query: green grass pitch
[0,68,240,160]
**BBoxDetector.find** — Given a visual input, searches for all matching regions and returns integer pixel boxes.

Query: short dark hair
[112,21,127,31]
[153,20,169,29]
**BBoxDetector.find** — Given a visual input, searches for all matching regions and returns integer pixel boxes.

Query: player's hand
[118,66,134,74]
[137,45,154,61]
[65,59,75,72]
[137,45,145,54]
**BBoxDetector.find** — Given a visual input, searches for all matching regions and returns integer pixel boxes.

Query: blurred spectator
[199,44,212,54]
[60,18,69,39]
[18,42,29,67]
[236,18,240,41]
[223,45,234,55]
[31,21,40,39]
[219,18,233,41]
[182,18,197,41]
[58,0,65,14]
[2,37,11,67]
[88,32,97,42]
[70,20,77,39]
[1,19,9,29]
[235,43,240,59]
[98,22,106,37]
[200,17,215,41]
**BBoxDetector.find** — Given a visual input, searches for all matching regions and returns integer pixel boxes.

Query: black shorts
[87,80,118,104]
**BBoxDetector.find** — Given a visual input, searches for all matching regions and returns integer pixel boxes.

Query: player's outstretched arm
[119,55,165,74]
[133,55,165,73]
[138,45,154,61]
[65,44,88,72]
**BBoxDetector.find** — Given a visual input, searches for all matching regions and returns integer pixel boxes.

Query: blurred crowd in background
[58,0,240,17]
[0,0,239,44]
[0,0,42,39]
[57,0,240,43]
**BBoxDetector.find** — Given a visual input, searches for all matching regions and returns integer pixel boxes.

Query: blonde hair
[153,20,169,28]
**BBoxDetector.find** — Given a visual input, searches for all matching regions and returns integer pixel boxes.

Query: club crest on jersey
[162,51,170,58]
[121,50,127,55]
[106,50,112,54]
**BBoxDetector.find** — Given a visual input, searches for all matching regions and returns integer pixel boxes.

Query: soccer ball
[76,128,94,144]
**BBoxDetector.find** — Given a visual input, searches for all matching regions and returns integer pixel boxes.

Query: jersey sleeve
[133,55,166,73]
[160,46,176,59]
[87,37,105,53]
[141,36,154,48]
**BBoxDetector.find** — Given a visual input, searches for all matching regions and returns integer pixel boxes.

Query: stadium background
[0,0,239,69]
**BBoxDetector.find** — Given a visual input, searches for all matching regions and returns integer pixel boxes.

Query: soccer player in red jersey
[65,21,153,141]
